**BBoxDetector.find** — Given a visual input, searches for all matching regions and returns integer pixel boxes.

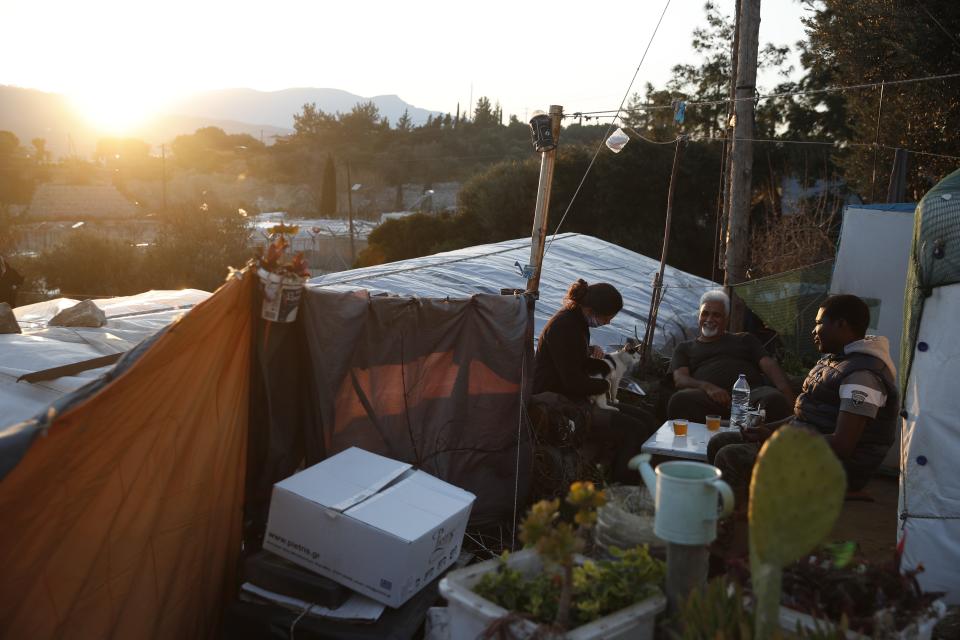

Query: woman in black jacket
[533,279,654,482]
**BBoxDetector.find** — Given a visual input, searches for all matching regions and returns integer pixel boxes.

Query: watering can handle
[710,478,734,519]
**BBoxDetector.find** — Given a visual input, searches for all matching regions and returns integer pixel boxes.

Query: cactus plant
[749,425,845,639]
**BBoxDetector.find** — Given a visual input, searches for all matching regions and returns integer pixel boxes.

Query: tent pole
[526,105,563,296]
[642,137,685,365]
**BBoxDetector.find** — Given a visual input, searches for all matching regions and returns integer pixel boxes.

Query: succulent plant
[749,425,845,639]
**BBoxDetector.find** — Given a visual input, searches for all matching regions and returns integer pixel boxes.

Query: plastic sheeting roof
[309,233,718,354]
[1,289,210,428]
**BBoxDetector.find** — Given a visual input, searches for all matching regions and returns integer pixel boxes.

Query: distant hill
[0,85,442,160]
[167,88,442,130]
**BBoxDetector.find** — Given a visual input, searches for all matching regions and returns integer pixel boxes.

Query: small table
[641,420,733,462]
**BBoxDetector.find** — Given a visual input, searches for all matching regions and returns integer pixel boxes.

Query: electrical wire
[912,0,960,52]
[542,0,674,258]
[566,71,960,118]
[606,131,960,162]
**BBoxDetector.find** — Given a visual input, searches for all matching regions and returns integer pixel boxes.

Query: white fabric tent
[897,169,960,603]
[830,203,916,471]
[309,233,718,356]
[830,203,916,368]
[899,283,960,602]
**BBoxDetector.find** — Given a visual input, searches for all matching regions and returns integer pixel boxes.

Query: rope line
[512,342,526,551]
[542,0,673,258]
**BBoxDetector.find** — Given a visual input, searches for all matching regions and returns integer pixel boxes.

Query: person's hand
[703,383,730,405]
[742,424,773,443]
[589,345,605,359]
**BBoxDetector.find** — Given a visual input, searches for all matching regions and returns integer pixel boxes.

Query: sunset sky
[1,0,810,132]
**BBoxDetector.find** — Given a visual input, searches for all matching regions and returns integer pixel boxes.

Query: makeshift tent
[310,233,718,356]
[298,288,533,529]
[0,233,717,637]
[0,290,210,427]
[830,203,916,368]
[898,168,960,603]
[829,203,916,471]
[0,273,251,638]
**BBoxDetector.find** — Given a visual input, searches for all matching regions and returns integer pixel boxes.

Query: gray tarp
[300,289,535,528]
[310,233,717,357]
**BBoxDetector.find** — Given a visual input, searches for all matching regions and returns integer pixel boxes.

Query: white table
[641,420,734,462]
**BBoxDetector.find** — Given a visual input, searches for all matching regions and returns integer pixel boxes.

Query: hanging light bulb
[605,127,630,153]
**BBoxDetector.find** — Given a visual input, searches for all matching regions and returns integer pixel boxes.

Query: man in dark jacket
[708,294,899,500]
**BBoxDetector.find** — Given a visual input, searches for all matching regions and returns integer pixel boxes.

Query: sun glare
[68,86,164,135]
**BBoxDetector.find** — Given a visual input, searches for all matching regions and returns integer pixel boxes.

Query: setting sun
[68,84,166,134]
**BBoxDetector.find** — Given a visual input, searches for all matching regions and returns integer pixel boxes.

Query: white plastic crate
[438,548,665,640]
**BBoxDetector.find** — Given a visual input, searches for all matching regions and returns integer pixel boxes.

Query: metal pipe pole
[526,105,563,295]
[642,137,685,365]
[346,160,356,264]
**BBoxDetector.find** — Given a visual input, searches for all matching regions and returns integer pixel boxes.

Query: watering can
[629,454,734,545]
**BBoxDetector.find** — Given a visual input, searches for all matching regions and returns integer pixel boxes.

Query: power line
[605,131,960,162]
[543,0,674,256]
[565,71,960,118]
[912,0,960,52]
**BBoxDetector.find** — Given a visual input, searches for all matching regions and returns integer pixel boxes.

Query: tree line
[1,0,957,297]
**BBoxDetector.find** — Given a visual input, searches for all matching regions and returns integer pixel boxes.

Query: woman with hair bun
[533,279,654,482]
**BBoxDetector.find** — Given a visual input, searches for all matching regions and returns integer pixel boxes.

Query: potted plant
[439,482,666,639]
[673,553,946,640]
[773,546,947,639]
[254,229,310,323]
[676,426,945,640]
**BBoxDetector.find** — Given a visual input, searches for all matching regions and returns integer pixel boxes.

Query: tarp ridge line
[310,234,578,288]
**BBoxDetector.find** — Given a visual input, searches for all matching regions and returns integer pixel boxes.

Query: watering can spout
[628,453,656,494]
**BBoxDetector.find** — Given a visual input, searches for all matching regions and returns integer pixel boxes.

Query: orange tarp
[0,273,253,639]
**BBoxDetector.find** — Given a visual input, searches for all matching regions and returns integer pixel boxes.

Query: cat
[591,345,641,412]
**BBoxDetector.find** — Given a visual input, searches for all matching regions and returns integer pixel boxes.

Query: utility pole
[346,160,356,264]
[161,144,167,214]
[724,0,762,331]
[526,105,563,295]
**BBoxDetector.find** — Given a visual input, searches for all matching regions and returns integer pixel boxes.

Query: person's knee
[667,388,706,420]
[707,431,743,464]
[759,390,793,422]
[715,444,754,479]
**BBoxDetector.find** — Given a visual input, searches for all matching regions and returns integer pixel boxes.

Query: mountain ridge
[0,85,443,159]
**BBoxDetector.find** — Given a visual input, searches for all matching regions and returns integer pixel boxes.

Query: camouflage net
[731,259,835,367]
[901,168,960,398]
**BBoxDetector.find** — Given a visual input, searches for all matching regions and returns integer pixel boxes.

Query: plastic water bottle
[730,374,751,430]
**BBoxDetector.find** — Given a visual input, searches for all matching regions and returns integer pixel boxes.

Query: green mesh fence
[901,168,960,398]
[731,260,836,367]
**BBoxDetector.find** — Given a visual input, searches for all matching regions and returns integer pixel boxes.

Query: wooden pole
[717,0,742,282]
[666,543,710,613]
[346,160,356,265]
[724,0,762,332]
[526,105,563,295]
[161,144,167,214]
[641,136,685,365]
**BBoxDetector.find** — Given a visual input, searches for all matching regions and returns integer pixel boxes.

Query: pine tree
[319,154,337,216]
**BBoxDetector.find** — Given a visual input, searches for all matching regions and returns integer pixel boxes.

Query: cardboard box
[263,447,476,608]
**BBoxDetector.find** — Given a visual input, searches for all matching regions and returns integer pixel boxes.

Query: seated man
[708,294,899,502]
[668,289,795,423]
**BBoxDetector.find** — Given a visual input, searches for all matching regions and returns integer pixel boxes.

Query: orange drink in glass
[706,415,722,432]
[672,419,688,436]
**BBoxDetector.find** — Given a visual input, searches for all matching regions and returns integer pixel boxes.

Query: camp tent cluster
[2,176,959,637]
